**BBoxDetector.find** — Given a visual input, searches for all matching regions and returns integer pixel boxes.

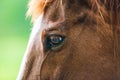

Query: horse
[17,0,120,80]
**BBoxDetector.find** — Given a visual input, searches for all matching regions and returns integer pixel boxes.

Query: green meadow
[0,0,31,80]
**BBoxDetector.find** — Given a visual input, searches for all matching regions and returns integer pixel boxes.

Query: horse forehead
[43,2,66,29]
[43,2,86,29]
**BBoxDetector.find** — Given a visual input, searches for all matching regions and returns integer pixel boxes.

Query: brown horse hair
[27,0,120,56]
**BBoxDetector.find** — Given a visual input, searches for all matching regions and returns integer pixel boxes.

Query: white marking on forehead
[17,14,43,80]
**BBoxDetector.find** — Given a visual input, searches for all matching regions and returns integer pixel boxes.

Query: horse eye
[45,35,65,50]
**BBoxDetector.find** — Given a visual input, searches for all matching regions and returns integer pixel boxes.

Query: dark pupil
[50,36,62,44]
[46,35,64,50]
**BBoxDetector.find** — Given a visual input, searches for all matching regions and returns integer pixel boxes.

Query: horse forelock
[27,0,59,22]
[27,0,120,25]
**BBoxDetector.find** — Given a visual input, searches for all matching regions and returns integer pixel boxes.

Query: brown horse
[17,0,120,80]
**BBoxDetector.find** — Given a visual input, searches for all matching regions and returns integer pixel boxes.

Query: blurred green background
[0,0,31,80]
